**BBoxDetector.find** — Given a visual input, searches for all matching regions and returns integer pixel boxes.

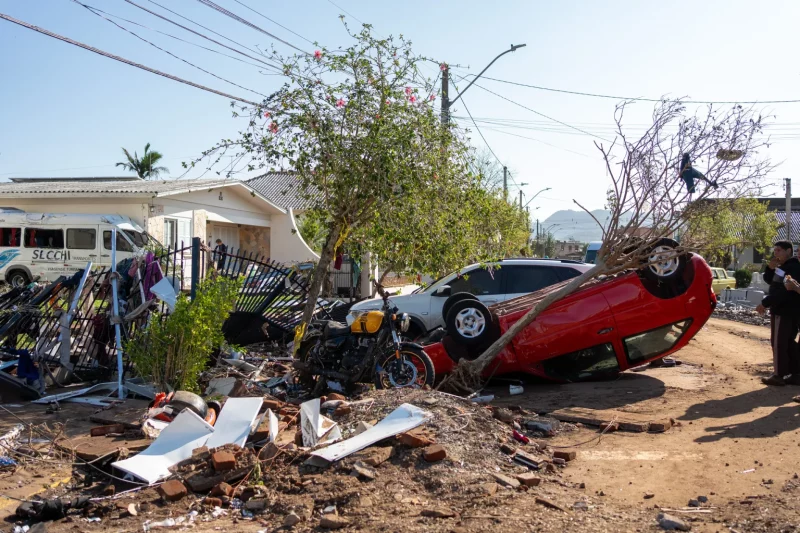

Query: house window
[624,320,692,363]
[0,228,21,247]
[163,218,191,249]
[67,228,96,250]
[24,229,64,249]
[164,219,178,249]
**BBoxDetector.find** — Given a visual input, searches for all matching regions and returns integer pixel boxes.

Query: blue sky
[1,0,798,232]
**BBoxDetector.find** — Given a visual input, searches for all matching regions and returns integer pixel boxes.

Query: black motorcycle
[293,284,435,392]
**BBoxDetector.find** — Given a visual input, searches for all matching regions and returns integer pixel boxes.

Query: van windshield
[123,230,148,247]
[584,250,598,264]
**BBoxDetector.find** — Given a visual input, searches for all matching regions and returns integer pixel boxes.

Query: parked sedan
[710,267,736,296]
[423,253,715,382]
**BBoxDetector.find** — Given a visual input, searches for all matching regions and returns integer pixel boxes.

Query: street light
[523,187,551,209]
[441,43,526,124]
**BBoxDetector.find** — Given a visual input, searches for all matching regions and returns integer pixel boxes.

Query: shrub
[734,269,753,289]
[126,274,242,392]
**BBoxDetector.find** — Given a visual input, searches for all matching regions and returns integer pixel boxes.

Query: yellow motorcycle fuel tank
[351,311,384,334]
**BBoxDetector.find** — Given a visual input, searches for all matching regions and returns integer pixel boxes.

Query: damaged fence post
[58,262,92,372]
[111,229,125,400]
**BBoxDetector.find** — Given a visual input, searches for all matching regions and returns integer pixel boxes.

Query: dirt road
[493,317,800,529]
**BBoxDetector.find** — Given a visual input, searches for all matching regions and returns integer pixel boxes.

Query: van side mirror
[434,285,452,297]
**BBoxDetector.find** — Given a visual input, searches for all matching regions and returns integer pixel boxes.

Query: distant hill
[535,209,633,243]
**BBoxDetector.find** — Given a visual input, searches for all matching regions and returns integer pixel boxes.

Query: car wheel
[640,238,686,282]
[7,270,30,289]
[441,292,479,326]
[446,299,492,346]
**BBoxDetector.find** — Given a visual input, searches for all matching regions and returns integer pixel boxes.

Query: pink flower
[264,111,271,119]
[268,122,278,134]
[336,99,345,108]
[409,95,417,103]
[439,63,447,72]
[405,87,412,96]
[314,50,322,59]
[385,99,391,105]
[429,94,436,101]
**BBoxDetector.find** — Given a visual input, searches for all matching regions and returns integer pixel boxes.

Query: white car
[347,259,593,339]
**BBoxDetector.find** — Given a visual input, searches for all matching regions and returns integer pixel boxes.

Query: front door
[65,226,101,271]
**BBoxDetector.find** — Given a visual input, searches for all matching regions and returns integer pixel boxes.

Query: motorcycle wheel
[374,346,435,389]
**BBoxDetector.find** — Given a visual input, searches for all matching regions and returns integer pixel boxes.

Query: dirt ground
[0,317,799,531]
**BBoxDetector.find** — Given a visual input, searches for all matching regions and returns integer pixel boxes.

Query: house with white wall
[0,176,319,265]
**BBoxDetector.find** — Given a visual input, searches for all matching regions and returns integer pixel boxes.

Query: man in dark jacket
[756,240,800,385]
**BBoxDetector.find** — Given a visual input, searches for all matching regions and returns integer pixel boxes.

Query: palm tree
[116,143,169,180]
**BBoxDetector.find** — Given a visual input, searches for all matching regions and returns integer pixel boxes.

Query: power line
[71,0,269,98]
[475,125,594,158]
[74,2,271,71]
[229,0,316,46]
[194,0,310,55]
[325,0,366,25]
[134,0,283,73]
[473,74,800,105]
[0,12,260,105]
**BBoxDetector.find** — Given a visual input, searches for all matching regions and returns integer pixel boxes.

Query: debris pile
[713,303,769,327]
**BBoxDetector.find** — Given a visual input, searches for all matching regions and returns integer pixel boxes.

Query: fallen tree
[440,100,773,394]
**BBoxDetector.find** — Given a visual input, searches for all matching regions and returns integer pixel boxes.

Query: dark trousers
[770,314,800,377]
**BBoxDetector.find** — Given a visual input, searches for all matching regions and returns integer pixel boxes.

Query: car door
[65,226,100,271]
[710,268,722,295]
[502,265,565,302]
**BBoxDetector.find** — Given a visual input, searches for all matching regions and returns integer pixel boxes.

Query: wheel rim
[379,351,428,388]
[10,275,26,288]
[454,307,486,338]
[648,245,679,277]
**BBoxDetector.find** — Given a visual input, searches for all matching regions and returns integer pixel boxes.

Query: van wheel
[7,271,30,288]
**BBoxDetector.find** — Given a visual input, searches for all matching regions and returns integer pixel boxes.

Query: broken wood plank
[59,435,151,461]
[548,408,651,433]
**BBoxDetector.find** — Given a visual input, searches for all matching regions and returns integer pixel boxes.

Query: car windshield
[417,271,456,293]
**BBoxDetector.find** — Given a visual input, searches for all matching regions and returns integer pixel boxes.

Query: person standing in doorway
[213,238,227,271]
[756,240,800,385]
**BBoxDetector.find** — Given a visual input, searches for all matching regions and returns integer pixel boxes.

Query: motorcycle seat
[324,321,351,338]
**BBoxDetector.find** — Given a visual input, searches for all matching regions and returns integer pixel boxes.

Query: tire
[445,299,492,346]
[640,238,687,282]
[375,346,435,389]
[168,390,208,419]
[441,292,479,326]
[7,270,30,289]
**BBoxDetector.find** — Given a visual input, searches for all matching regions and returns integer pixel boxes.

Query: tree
[534,232,556,257]
[440,100,773,393]
[192,23,474,327]
[472,148,506,192]
[296,209,328,254]
[116,143,168,180]
[682,198,779,267]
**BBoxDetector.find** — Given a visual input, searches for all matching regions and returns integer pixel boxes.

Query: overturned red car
[423,253,715,382]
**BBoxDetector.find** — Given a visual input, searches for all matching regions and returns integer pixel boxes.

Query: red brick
[334,404,351,416]
[295,429,304,446]
[422,444,447,462]
[599,421,619,433]
[327,393,346,402]
[398,428,434,448]
[516,473,542,487]
[279,406,299,417]
[90,424,125,437]
[211,450,236,472]
[648,419,673,433]
[204,497,222,507]
[210,482,234,498]
[262,399,284,412]
[553,450,577,462]
[158,480,188,502]
[500,443,517,455]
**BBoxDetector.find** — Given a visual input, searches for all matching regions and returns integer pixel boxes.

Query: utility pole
[518,182,529,207]
[786,178,792,244]
[503,166,508,198]
[440,65,450,125]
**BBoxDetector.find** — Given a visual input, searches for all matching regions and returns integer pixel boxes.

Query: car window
[556,267,583,282]
[0,228,21,247]
[504,265,562,294]
[67,228,97,250]
[103,231,134,253]
[624,320,692,363]
[449,267,502,295]
[542,343,620,381]
[711,270,719,279]
[24,228,64,249]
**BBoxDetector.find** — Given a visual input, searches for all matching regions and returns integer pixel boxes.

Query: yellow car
[710,268,736,295]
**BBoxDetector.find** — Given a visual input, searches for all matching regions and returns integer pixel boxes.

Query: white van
[0,211,150,287]
[584,241,602,264]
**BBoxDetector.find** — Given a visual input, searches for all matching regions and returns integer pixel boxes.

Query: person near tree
[756,240,800,386]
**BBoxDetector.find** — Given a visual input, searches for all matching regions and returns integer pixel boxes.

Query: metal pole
[786,178,792,244]
[503,167,508,198]
[59,262,93,370]
[110,228,125,399]
[191,237,200,300]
